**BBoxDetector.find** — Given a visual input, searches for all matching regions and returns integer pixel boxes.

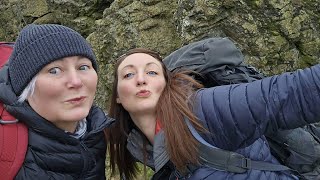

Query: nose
[66,71,83,89]
[136,73,146,86]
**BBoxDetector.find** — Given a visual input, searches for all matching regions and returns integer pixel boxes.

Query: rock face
[1,0,320,108]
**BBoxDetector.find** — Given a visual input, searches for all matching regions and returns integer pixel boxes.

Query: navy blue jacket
[128,64,320,180]
[186,64,320,179]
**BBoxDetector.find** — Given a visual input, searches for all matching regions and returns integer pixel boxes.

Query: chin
[131,106,157,114]
[65,109,90,121]
[65,115,87,122]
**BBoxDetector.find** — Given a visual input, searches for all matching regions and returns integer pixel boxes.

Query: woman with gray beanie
[0,24,113,179]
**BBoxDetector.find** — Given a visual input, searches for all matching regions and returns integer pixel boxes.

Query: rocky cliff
[1,0,319,108]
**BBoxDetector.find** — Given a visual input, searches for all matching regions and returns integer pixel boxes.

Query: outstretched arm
[195,64,320,150]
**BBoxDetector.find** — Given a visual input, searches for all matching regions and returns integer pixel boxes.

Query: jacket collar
[126,128,170,172]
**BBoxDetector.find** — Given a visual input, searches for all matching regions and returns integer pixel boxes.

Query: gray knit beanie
[8,24,98,95]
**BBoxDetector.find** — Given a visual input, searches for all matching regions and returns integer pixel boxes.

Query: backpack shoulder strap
[0,42,28,180]
[184,118,300,174]
[0,104,28,180]
[0,42,14,67]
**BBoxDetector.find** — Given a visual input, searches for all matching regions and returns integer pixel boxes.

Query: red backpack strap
[0,101,28,180]
[0,114,28,180]
[0,42,14,68]
[0,42,28,180]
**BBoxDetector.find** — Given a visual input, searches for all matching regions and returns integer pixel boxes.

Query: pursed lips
[136,90,151,97]
[65,96,86,104]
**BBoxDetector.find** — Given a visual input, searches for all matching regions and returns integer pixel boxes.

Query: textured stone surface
[1,0,320,109]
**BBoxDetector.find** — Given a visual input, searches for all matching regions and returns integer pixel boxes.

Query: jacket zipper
[78,142,89,179]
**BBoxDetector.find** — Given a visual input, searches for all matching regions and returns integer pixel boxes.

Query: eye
[124,72,134,79]
[48,67,61,74]
[147,71,158,76]
[79,65,90,71]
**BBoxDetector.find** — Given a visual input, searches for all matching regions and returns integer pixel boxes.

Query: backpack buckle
[0,119,19,124]
[241,158,251,169]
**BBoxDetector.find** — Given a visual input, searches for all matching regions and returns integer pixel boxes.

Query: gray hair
[18,76,37,103]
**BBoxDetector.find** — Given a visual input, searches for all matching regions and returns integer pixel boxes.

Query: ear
[116,97,121,104]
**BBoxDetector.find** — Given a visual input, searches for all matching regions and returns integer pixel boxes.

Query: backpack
[163,37,320,179]
[0,42,28,180]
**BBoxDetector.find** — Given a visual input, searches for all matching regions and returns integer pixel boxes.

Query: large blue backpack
[163,37,320,180]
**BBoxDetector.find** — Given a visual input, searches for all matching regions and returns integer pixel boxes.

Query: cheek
[117,81,132,99]
[27,81,60,117]
[33,81,60,99]
[87,72,98,92]
[155,78,166,93]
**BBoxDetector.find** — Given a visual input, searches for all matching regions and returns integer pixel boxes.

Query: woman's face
[27,56,97,132]
[116,53,166,116]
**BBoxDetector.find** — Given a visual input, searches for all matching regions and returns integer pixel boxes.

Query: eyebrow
[120,62,161,71]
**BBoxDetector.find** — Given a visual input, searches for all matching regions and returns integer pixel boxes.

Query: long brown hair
[105,48,204,179]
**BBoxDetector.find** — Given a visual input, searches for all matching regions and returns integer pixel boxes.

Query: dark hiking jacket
[0,64,114,180]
